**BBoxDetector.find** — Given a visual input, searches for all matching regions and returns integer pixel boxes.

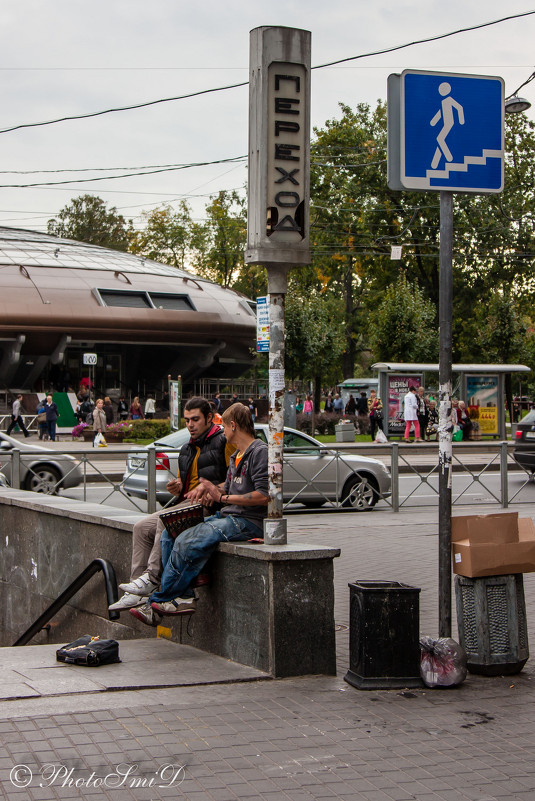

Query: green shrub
[128,419,171,440]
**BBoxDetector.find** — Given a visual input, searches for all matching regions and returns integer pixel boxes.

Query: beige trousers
[130,501,206,583]
[130,508,171,583]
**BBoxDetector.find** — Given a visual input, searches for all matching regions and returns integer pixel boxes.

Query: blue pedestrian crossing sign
[388,70,504,194]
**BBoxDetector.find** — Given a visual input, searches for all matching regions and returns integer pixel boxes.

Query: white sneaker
[108,593,149,611]
[118,572,159,596]
[151,597,197,615]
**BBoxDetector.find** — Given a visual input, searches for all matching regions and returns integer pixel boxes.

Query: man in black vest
[110,397,229,611]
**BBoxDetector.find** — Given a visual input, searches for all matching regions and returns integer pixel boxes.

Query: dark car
[513,410,535,476]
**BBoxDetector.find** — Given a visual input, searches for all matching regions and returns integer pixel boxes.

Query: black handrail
[13,558,120,646]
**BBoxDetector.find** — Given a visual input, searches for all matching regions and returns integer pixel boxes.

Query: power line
[1,10,533,137]
[313,11,535,69]
[0,157,247,188]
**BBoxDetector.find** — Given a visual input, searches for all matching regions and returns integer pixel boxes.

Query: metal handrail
[12,558,119,646]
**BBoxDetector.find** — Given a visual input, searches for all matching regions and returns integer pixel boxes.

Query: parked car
[123,424,391,511]
[0,432,83,494]
[513,410,535,476]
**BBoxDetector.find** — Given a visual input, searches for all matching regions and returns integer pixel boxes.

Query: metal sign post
[246,26,311,545]
[438,191,453,637]
[388,69,505,636]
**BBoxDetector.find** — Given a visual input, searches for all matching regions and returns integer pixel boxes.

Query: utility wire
[0,10,533,137]
[0,157,247,188]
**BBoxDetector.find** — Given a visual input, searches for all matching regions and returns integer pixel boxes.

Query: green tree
[129,202,192,269]
[368,272,438,362]
[47,195,133,251]
[285,289,345,399]
[477,288,527,422]
[190,190,248,288]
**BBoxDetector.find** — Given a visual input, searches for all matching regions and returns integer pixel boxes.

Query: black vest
[177,425,228,497]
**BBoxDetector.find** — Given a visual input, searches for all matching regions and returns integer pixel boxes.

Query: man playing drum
[109,397,229,611]
[131,403,268,625]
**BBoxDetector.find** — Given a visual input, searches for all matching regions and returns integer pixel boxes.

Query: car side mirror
[0,441,13,451]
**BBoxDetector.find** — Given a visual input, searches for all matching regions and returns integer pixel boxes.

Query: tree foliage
[285,289,346,387]
[368,272,438,362]
[47,195,133,251]
[129,202,192,269]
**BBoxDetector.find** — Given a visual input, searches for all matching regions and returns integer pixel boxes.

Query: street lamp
[505,96,532,114]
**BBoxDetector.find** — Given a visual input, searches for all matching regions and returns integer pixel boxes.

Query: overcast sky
[0,1,534,233]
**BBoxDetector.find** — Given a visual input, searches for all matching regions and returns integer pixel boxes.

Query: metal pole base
[264,518,288,545]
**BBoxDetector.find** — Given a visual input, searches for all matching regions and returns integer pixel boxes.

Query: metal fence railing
[0,441,533,514]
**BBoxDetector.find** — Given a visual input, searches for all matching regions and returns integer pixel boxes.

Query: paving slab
[0,638,270,700]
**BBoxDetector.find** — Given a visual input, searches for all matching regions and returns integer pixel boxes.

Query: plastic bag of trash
[419,636,467,688]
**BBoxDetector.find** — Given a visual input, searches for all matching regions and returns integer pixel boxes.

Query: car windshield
[521,411,535,426]
[153,429,191,448]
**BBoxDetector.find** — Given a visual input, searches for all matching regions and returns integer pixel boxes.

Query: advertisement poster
[466,375,499,435]
[170,379,182,431]
[387,374,422,435]
[256,295,269,353]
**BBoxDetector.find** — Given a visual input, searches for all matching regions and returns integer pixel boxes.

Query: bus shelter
[372,363,531,440]
[338,377,378,408]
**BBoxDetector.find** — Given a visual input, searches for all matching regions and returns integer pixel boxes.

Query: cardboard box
[451,512,535,577]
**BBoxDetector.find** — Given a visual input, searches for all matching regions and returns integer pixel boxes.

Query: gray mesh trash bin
[455,574,529,675]
[344,580,423,689]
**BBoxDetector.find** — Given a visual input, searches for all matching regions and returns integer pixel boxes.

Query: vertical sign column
[246,27,311,545]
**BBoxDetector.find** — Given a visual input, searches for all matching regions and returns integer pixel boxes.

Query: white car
[0,432,83,494]
[123,424,391,511]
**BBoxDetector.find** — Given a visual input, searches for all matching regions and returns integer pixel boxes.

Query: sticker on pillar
[269,368,285,406]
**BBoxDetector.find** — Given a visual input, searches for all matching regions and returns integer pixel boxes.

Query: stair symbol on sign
[427,149,503,180]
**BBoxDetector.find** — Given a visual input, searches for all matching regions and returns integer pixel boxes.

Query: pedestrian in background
[6,394,30,438]
[129,397,144,420]
[44,394,59,442]
[403,386,421,442]
[104,396,114,425]
[367,389,384,441]
[144,395,156,419]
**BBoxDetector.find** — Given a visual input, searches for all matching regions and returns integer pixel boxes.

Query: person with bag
[417,386,429,440]
[92,398,107,448]
[367,389,384,442]
[36,401,48,440]
[403,385,421,442]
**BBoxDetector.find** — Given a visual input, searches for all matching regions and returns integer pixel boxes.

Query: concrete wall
[0,489,340,677]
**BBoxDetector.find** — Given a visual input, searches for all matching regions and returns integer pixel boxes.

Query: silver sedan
[123,424,391,511]
[0,432,83,494]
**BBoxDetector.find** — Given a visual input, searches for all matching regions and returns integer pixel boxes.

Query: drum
[160,504,204,539]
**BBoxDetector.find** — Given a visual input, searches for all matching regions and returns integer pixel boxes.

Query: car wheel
[24,466,62,494]
[341,474,379,510]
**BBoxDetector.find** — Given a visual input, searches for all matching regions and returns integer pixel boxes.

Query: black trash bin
[455,573,529,675]
[344,580,423,690]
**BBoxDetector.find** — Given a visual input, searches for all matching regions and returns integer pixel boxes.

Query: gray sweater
[221,438,268,528]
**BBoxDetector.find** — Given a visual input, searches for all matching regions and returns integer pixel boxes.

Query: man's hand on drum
[184,484,211,505]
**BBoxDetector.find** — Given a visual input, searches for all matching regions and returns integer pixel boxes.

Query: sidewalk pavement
[1,504,535,800]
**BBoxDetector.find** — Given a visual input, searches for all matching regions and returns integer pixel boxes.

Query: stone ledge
[219,541,340,561]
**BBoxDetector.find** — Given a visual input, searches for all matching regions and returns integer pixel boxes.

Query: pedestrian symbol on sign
[388,69,504,194]
[430,82,465,169]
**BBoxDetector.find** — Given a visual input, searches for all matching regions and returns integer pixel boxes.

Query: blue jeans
[47,420,57,441]
[150,512,262,603]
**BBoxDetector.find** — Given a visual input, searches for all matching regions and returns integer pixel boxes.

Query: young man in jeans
[131,403,268,626]
[109,397,228,611]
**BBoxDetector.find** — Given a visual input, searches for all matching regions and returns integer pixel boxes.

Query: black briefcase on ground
[56,635,121,666]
